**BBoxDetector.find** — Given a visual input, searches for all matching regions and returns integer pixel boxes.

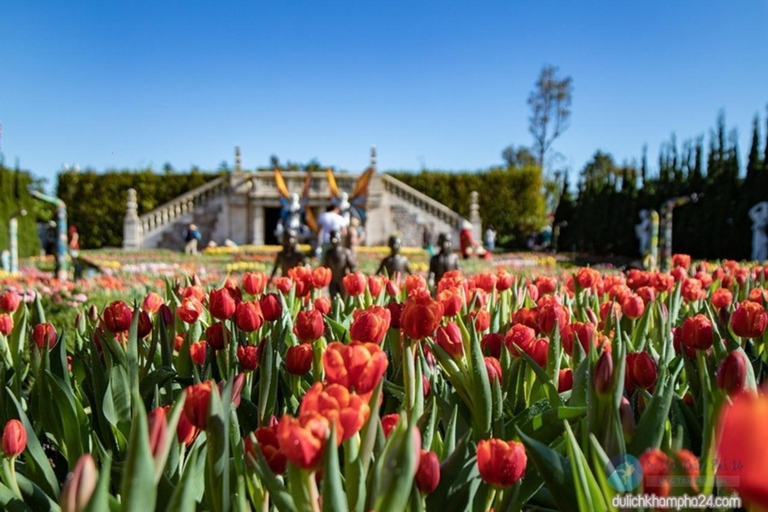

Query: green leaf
[515,426,579,512]
[373,417,418,512]
[322,424,348,512]
[563,422,608,512]
[205,385,230,512]
[126,304,141,396]
[249,447,298,512]
[120,392,158,512]
[165,447,204,512]
[468,325,492,438]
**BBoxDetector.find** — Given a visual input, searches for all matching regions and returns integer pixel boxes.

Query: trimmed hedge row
[0,164,41,258]
[56,169,222,249]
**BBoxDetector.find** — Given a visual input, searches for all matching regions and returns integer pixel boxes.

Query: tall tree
[501,145,537,168]
[747,114,762,182]
[527,65,574,170]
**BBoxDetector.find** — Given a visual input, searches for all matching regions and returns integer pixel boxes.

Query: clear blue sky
[1,1,767,191]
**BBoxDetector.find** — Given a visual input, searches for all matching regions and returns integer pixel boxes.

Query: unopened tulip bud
[159,304,173,326]
[585,307,598,326]
[716,351,747,395]
[620,396,636,439]
[147,407,169,460]
[416,450,441,494]
[1,419,26,457]
[594,351,614,395]
[60,454,98,512]
[88,304,99,322]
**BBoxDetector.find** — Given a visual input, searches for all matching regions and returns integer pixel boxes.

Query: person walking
[183,223,201,255]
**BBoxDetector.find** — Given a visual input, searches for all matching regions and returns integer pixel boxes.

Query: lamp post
[8,209,27,274]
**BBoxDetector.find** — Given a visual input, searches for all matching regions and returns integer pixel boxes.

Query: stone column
[252,205,265,245]
[123,188,142,250]
[469,191,482,242]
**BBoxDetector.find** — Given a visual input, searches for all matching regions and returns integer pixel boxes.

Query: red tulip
[671,253,691,269]
[731,301,768,338]
[481,332,504,358]
[323,342,388,395]
[470,309,490,332]
[639,448,671,496]
[716,391,768,507]
[313,297,331,315]
[0,314,13,337]
[416,450,441,494]
[435,322,464,358]
[244,417,287,474]
[243,272,267,295]
[484,356,502,383]
[716,351,747,395]
[504,324,536,356]
[209,288,236,320]
[680,314,714,350]
[626,352,657,390]
[235,301,264,332]
[285,344,313,376]
[176,409,199,447]
[237,345,260,371]
[537,301,568,336]
[367,275,384,297]
[189,341,207,365]
[103,300,133,333]
[476,439,527,487]
[206,322,229,351]
[349,306,391,344]
[437,288,464,317]
[558,368,573,392]
[142,292,164,314]
[381,413,400,438]
[147,407,169,460]
[474,273,498,293]
[293,309,325,343]
[711,288,733,309]
[342,271,366,296]
[560,322,598,356]
[183,381,213,430]
[32,322,57,349]
[576,267,600,290]
[622,294,645,319]
[310,267,332,289]
[401,293,443,340]
[177,297,204,323]
[260,293,283,322]
[276,412,329,469]
[299,383,370,443]
[0,291,20,313]
[1,419,26,457]
[405,274,427,295]
[274,277,293,294]
[137,311,152,339]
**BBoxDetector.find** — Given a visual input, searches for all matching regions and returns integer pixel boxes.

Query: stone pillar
[252,205,265,245]
[469,191,482,242]
[123,188,142,250]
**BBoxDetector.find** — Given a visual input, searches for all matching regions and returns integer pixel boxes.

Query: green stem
[403,341,416,416]
[1,458,21,498]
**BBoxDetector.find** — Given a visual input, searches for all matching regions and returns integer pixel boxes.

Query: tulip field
[1,251,768,511]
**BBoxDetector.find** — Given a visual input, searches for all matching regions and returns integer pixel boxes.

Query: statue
[749,202,768,261]
[660,193,699,271]
[376,235,413,279]
[323,230,357,298]
[274,168,317,242]
[270,230,308,279]
[326,160,375,227]
[635,210,651,257]
[429,233,459,286]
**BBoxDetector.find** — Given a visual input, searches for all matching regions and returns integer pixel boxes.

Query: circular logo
[606,454,642,492]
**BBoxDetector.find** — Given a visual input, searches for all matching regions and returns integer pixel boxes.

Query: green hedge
[57,169,222,249]
[388,166,547,247]
[0,164,41,258]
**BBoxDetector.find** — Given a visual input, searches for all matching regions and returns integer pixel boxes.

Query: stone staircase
[124,170,476,250]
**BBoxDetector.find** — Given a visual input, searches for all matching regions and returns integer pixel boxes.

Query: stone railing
[138,175,230,235]
[380,174,463,227]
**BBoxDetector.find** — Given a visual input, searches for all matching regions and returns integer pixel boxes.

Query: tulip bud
[1,419,26,457]
[594,351,614,395]
[416,450,441,494]
[103,300,133,333]
[32,323,57,349]
[0,292,20,313]
[484,357,502,383]
[481,332,504,358]
[435,322,464,358]
[680,314,714,350]
[0,314,13,337]
[243,272,267,295]
[88,304,99,322]
[142,292,165,314]
[476,439,527,487]
[285,344,313,376]
[234,301,264,332]
[293,309,325,343]
[716,351,747,395]
[189,341,207,365]
[137,311,152,339]
[342,272,367,296]
[183,381,213,430]
[731,301,768,339]
[60,454,98,512]
[557,368,573,392]
[622,294,645,319]
[147,407,169,460]
[209,288,236,320]
[381,414,400,438]
[313,297,331,315]
[158,304,173,326]
[619,396,636,439]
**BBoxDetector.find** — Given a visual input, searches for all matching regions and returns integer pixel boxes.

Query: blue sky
[1,1,767,190]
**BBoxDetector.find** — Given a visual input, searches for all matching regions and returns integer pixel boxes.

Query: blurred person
[183,223,201,255]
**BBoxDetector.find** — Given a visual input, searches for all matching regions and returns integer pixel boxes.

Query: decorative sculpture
[274,168,316,242]
[326,148,376,226]
[429,232,459,286]
[269,229,307,279]
[660,193,699,271]
[635,210,652,258]
[322,230,356,298]
[749,201,768,262]
[376,235,413,278]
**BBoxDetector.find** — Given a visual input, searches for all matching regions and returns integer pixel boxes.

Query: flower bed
[0,255,765,510]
